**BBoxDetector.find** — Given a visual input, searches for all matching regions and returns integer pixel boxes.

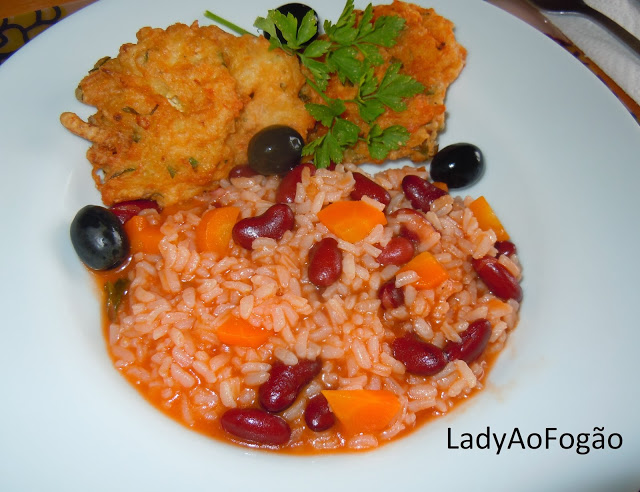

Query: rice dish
[105,163,522,452]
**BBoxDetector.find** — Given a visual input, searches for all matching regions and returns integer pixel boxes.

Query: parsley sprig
[207,0,425,168]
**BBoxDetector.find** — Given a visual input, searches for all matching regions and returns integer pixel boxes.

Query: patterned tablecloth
[0,6,69,65]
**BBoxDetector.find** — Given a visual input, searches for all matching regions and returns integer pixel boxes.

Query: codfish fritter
[61,2,465,206]
[304,0,466,164]
[61,22,314,207]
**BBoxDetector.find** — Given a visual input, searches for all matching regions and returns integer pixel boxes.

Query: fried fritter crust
[304,1,466,164]
[61,22,314,206]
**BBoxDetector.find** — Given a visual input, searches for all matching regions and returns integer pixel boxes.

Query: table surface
[0,0,94,19]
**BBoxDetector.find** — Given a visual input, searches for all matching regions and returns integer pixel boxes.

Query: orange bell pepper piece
[321,389,401,434]
[432,181,449,192]
[317,201,387,243]
[468,196,510,241]
[124,215,163,254]
[397,251,449,289]
[195,206,240,255]
[217,316,270,348]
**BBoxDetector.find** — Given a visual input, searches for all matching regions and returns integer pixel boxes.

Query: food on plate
[247,125,305,176]
[299,0,467,166]
[429,143,484,189]
[95,163,522,452]
[64,1,521,453]
[60,22,315,207]
[70,205,130,271]
[261,3,320,46]
[61,0,465,206]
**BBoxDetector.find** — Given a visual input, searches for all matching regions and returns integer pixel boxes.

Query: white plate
[1,0,639,490]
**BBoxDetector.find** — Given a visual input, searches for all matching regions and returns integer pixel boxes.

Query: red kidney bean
[308,237,343,287]
[276,163,316,204]
[377,237,415,266]
[221,408,291,446]
[305,393,335,432]
[444,318,492,364]
[401,175,448,212]
[350,173,391,206]
[399,226,419,244]
[495,240,517,257]
[228,165,258,178]
[472,256,522,302]
[378,279,404,309]
[259,359,322,413]
[232,204,295,250]
[392,335,447,375]
[109,199,160,224]
[390,208,432,244]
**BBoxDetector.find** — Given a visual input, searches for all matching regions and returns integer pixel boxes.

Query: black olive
[263,3,319,46]
[248,125,304,176]
[70,205,130,270]
[430,143,484,189]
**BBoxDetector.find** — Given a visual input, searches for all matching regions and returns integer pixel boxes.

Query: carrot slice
[432,181,449,192]
[397,251,449,289]
[217,316,270,348]
[123,215,163,254]
[468,196,510,241]
[321,389,401,434]
[317,201,387,243]
[195,206,240,255]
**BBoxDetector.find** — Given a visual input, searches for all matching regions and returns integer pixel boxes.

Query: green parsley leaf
[297,9,319,46]
[359,15,405,47]
[366,124,410,160]
[324,0,356,42]
[105,278,130,322]
[299,55,331,90]
[358,99,386,124]
[357,43,383,66]
[332,118,360,147]
[356,4,375,38]
[376,63,424,108]
[301,133,324,157]
[255,8,319,52]
[324,133,345,164]
[305,102,340,127]
[272,11,299,47]
[327,46,364,85]
[303,39,332,59]
[313,137,333,170]
[359,66,378,97]
[254,15,284,50]
[302,116,359,169]
[303,134,332,169]
[352,62,424,124]
[207,0,424,168]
